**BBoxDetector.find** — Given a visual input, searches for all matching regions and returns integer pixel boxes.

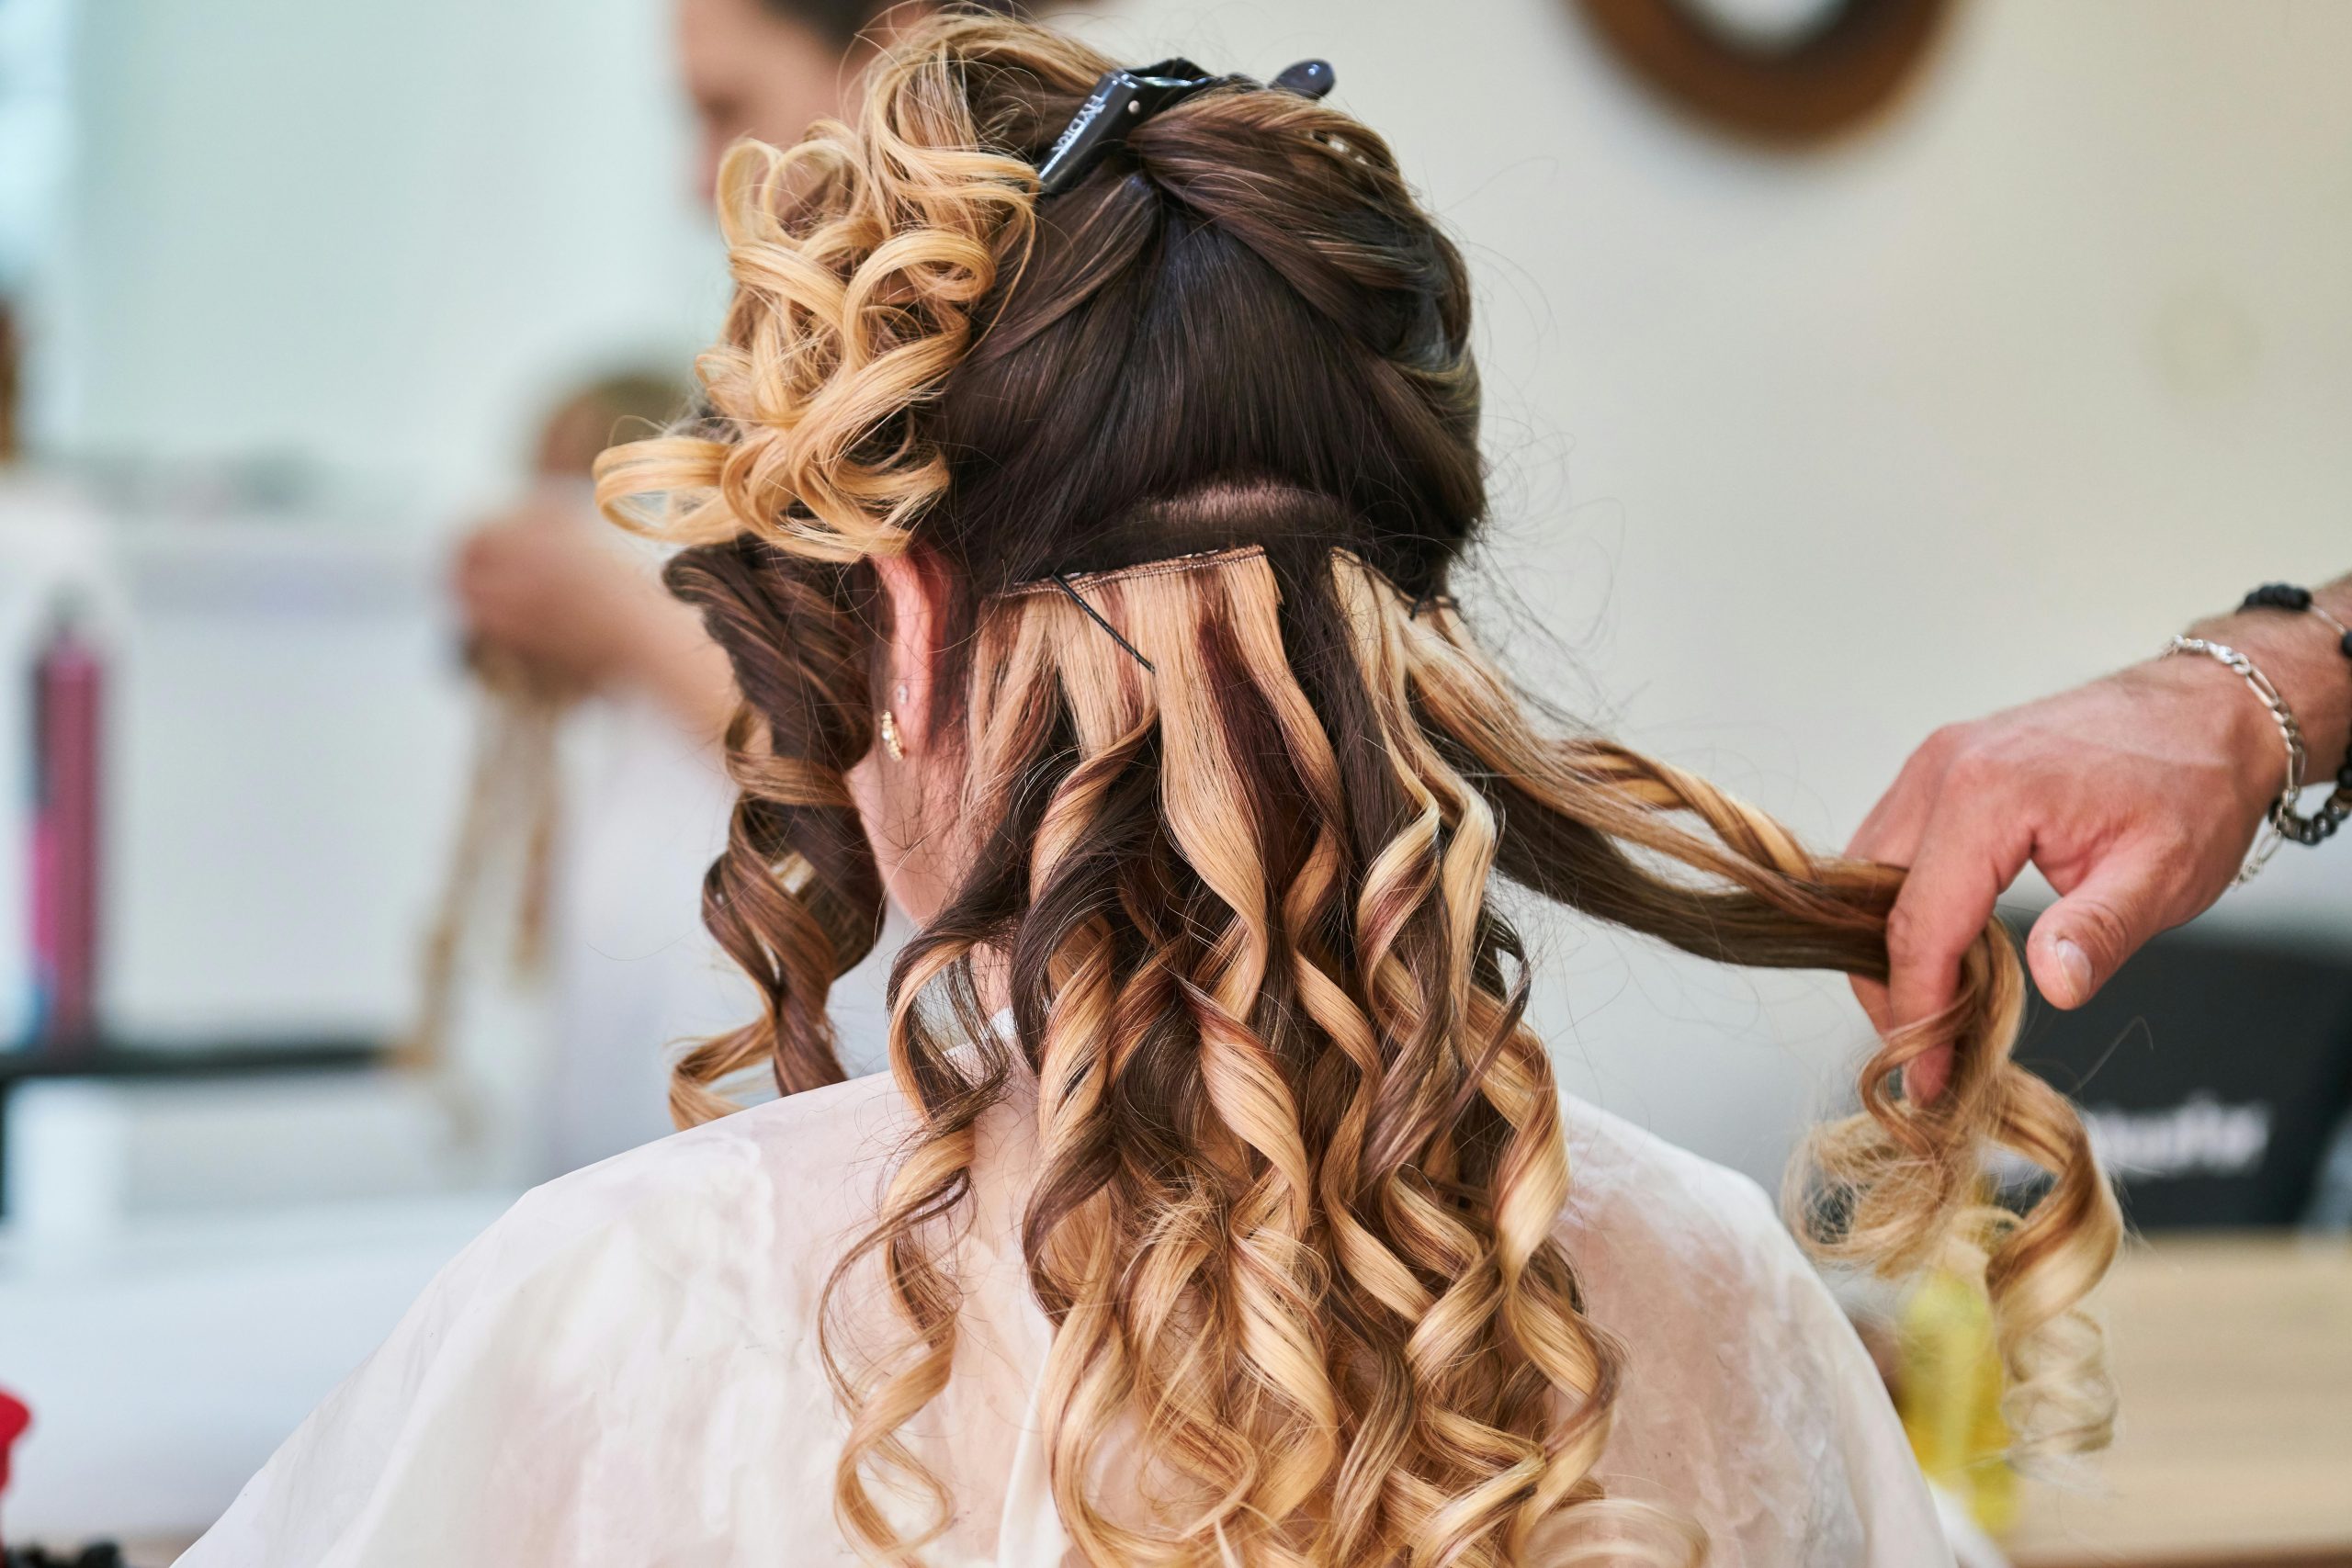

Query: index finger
[1883,803,2034,1055]
[1848,724,1973,865]
[1843,737,1953,1037]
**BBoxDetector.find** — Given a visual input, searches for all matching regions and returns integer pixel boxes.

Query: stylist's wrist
[2123,645,2279,819]
[2189,604,2352,784]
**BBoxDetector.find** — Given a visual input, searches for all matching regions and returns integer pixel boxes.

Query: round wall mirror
[1576,0,1953,144]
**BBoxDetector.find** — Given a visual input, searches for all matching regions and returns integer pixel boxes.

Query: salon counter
[2007,1233,2352,1568]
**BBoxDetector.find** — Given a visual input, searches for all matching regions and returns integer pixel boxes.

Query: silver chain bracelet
[2236,582,2352,846]
[2161,635,2304,885]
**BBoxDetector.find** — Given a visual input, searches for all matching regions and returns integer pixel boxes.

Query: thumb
[2026,857,2167,1010]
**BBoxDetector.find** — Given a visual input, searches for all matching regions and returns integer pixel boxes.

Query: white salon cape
[180,1066,1952,1567]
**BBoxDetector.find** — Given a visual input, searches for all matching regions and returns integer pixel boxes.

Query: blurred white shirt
[544,693,894,1172]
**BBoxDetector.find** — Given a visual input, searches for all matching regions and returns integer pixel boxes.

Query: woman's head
[625,15,1492,943]
[601,14,2118,1563]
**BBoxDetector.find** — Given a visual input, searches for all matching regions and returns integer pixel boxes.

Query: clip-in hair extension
[1004,547,1277,673]
[1048,573,1158,674]
[1035,56,1337,197]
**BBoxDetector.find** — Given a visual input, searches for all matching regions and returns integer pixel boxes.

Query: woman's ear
[869,550,945,753]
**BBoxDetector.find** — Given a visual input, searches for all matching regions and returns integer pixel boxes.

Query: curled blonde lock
[1382,563,2120,1472]
[594,28,1048,558]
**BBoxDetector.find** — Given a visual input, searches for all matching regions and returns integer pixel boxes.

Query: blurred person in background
[182,18,2120,1564]
[452,0,1031,1167]
[423,372,730,1174]
[456,0,1028,741]
[456,375,730,741]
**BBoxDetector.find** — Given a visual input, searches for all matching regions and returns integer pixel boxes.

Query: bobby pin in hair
[1050,573,1158,674]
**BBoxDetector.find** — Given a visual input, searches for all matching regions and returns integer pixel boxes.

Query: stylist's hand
[455,487,665,694]
[454,487,738,741]
[1849,655,2286,1100]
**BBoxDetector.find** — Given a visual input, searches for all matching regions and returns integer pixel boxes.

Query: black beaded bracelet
[2238,581,2352,845]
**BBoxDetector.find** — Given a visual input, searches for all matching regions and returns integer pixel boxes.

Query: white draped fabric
[180,1060,1951,1567]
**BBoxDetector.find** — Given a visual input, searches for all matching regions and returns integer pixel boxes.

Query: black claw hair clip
[1034,56,1337,197]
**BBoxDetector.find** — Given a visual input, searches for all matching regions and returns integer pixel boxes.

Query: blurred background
[1,0,2346,1562]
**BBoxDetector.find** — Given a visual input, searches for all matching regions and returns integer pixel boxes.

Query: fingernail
[2053,938,2093,1004]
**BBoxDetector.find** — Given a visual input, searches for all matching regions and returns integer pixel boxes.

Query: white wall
[31,0,723,508]
[24,0,2352,1184]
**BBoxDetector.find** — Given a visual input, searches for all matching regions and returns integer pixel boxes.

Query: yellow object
[1896,1266,2017,1534]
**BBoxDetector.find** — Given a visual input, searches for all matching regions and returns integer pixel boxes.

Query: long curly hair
[597,15,2119,1564]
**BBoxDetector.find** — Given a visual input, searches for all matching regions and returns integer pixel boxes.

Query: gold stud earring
[877,707,906,762]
